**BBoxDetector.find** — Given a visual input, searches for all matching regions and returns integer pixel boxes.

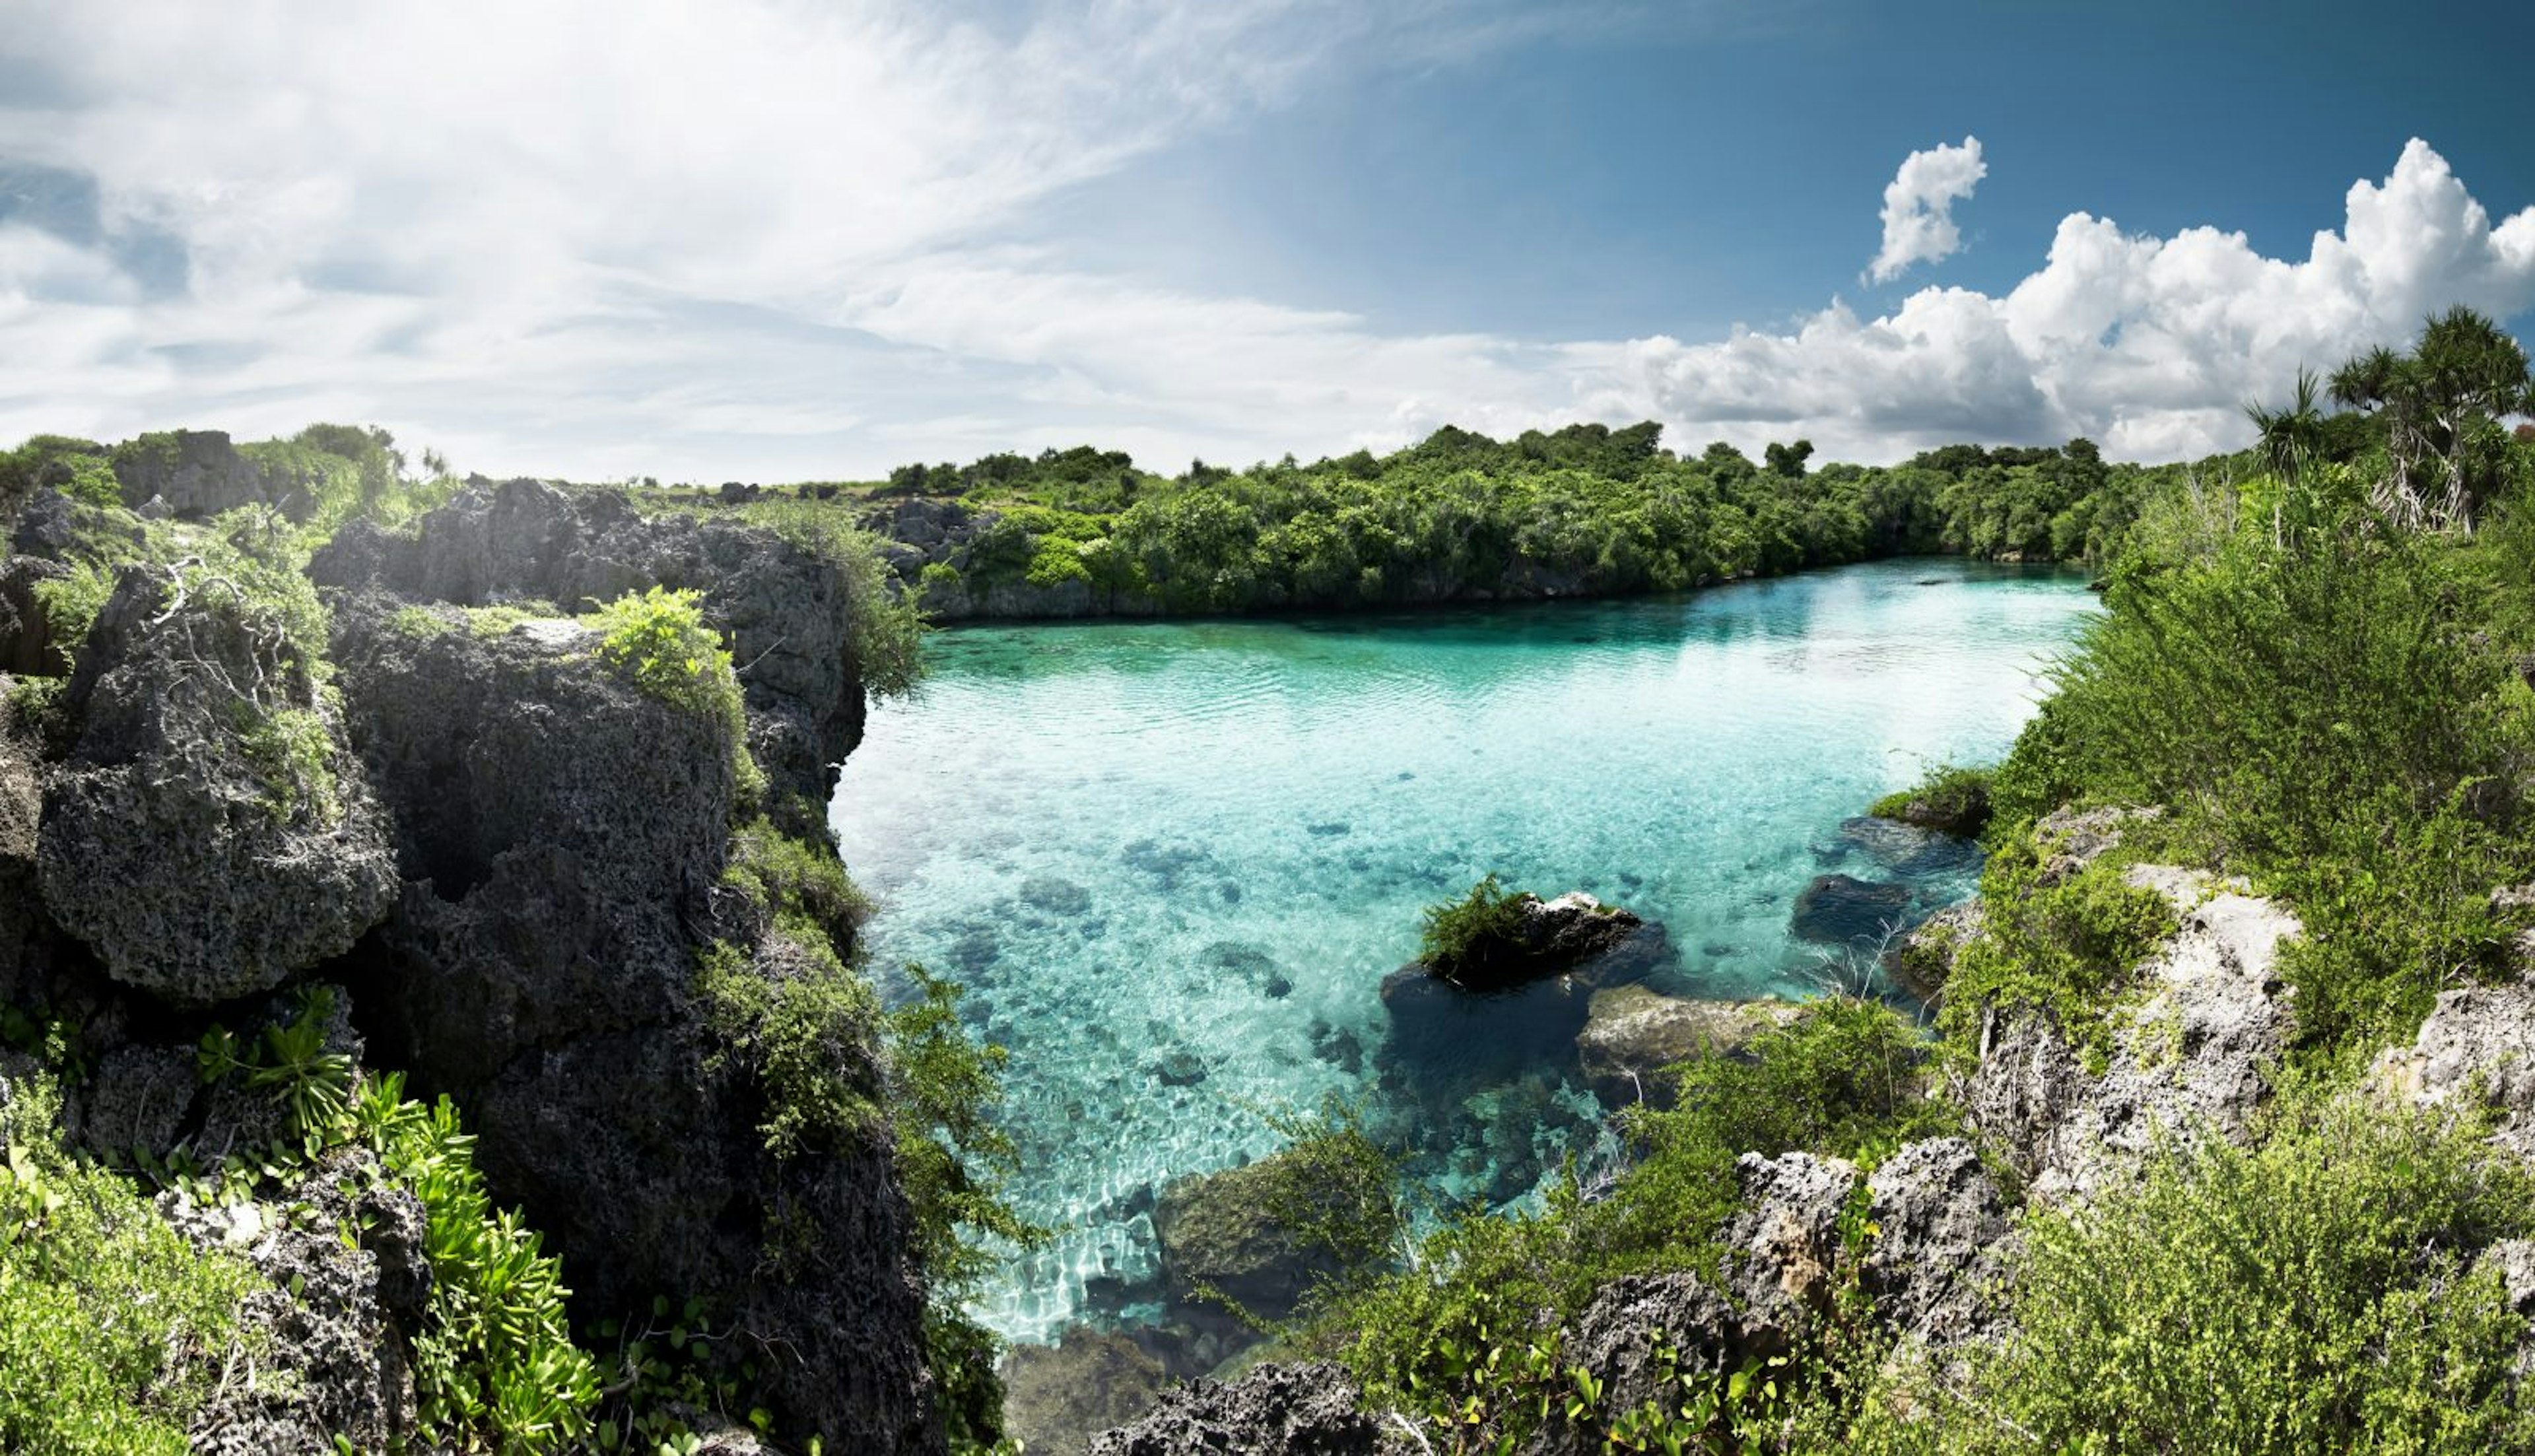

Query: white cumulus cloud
[1866,136,1986,284]
[1580,139,2535,462]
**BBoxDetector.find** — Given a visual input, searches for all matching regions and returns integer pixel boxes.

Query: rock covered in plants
[1964,865,2301,1201]
[998,1327,1171,1456]
[1859,1137,2015,1347]
[314,478,868,823]
[1573,987,1796,1110]
[1420,888,1660,994]
[323,594,935,1448]
[108,429,304,521]
[36,566,397,1005]
[2032,802,2161,884]
[1888,900,1984,1003]
[1553,1273,1748,1426]
[0,555,70,673]
[1086,1361,1406,1455]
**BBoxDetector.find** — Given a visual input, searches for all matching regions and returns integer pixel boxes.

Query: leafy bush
[353,1076,601,1449]
[586,585,765,811]
[696,940,885,1164]
[1418,874,1532,978]
[0,1073,260,1455]
[1937,1094,2535,1454]
[1986,497,2534,1056]
[884,965,1044,1455]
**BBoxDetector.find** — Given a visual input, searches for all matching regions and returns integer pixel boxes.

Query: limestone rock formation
[1964,865,2300,1201]
[36,568,398,1004]
[1715,1150,1858,1350]
[1860,1137,2014,1346]
[323,594,935,1447]
[1087,1362,1405,1456]
[2372,968,2535,1168]
[314,478,866,825]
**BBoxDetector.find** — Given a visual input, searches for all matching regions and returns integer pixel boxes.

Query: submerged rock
[1000,1329,1170,1456]
[1839,815,1979,877]
[1574,986,1794,1109]
[1790,873,1912,950]
[1153,1152,1336,1326]
[1087,1362,1403,1455]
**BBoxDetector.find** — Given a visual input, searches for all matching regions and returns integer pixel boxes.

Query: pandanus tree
[2245,368,2329,545]
[2324,307,2532,532]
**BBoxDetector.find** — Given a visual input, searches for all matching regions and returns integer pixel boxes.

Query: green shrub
[353,1076,601,1449]
[1417,874,1532,978]
[696,940,885,1164]
[885,966,1045,1454]
[1942,1094,2535,1454]
[1936,831,2177,1065]
[0,1073,261,1455]
[28,560,114,669]
[586,586,765,811]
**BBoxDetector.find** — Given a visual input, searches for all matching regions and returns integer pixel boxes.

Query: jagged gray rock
[36,568,398,1004]
[164,1146,421,1455]
[1716,1150,1858,1351]
[325,595,935,1449]
[1860,1137,2014,1347]
[2373,972,2535,1168]
[1555,1273,1745,1420]
[104,429,313,521]
[1965,865,2300,1201]
[1087,1362,1405,1455]
[2033,803,2161,884]
[312,478,866,824]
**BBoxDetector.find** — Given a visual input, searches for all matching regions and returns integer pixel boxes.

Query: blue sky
[1,0,2531,480]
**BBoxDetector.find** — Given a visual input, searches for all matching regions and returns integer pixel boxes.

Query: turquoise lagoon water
[829,558,2099,1342]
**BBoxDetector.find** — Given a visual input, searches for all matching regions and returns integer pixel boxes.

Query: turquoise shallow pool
[829,558,2099,1342]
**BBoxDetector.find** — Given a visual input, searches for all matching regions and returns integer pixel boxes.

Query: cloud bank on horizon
[1,0,2532,481]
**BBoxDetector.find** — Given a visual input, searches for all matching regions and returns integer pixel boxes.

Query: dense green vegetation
[0,1070,262,1455]
[863,426,2175,614]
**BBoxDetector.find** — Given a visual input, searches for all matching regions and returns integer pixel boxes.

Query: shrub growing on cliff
[587,585,766,810]
[1935,1094,2535,1454]
[0,1073,261,1456]
[1987,496,2534,1055]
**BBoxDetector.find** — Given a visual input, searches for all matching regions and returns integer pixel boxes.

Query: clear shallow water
[830,559,2099,1342]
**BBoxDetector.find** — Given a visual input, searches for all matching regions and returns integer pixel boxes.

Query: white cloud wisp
[1866,135,1987,285]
